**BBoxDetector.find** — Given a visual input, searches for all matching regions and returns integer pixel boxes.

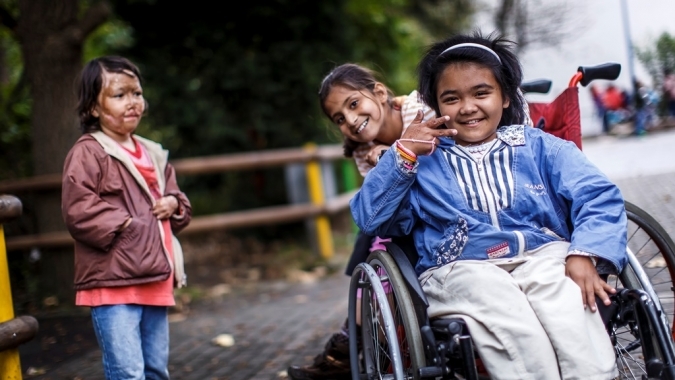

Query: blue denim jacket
[350,125,627,275]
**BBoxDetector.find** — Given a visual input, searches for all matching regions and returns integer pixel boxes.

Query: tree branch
[0,5,17,31]
[69,1,111,43]
[494,0,516,35]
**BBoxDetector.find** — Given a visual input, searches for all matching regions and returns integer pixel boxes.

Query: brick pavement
[19,129,675,380]
[27,272,351,380]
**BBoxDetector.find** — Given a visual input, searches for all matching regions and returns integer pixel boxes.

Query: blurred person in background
[633,78,660,136]
[663,69,675,123]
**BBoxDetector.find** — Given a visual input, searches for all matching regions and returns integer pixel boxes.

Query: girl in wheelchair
[350,31,628,380]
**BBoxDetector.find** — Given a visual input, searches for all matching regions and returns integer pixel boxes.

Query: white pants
[419,241,617,380]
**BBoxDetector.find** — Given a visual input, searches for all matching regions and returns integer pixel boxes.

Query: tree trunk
[17,0,83,179]
[11,0,109,308]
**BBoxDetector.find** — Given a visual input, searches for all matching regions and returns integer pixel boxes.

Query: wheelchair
[347,63,675,380]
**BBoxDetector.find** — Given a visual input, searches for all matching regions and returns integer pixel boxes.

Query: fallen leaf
[43,296,59,307]
[26,367,46,376]
[645,257,667,268]
[209,284,231,297]
[212,334,235,347]
[168,313,187,323]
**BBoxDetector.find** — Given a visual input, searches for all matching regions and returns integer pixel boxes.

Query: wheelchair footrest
[418,366,444,378]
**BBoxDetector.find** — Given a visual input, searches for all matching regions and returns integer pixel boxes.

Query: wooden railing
[0,143,358,258]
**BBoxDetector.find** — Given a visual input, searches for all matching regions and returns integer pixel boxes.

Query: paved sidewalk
[21,129,675,380]
[584,128,675,239]
[28,271,350,380]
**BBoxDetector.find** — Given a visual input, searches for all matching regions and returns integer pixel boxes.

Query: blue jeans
[635,106,657,135]
[91,305,170,380]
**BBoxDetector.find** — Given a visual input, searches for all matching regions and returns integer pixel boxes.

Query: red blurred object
[527,86,582,150]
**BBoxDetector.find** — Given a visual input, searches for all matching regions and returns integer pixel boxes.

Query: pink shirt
[76,138,175,307]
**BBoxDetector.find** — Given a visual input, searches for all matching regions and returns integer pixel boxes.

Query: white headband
[439,43,502,64]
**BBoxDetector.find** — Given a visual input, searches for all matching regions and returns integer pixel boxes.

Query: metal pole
[620,0,638,99]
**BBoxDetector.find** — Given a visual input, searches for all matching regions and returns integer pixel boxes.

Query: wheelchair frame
[346,62,675,379]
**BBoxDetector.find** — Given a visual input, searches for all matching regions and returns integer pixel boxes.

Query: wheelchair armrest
[384,241,429,307]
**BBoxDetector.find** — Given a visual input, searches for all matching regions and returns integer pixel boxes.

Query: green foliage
[84,18,135,62]
[0,9,134,181]
[108,0,474,222]
[0,1,26,180]
[636,32,675,79]
[1,0,474,225]
[342,0,473,94]
[0,26,30,180]
[636,32,675,115]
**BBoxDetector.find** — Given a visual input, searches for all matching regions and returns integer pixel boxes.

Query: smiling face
[93,70,145,143]
[322,84,388,143]
[436,62,509,146]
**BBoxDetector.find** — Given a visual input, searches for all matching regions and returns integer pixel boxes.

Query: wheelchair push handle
[571,62,621,87]
[520,79,552,94]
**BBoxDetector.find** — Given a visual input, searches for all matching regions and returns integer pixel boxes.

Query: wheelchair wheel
[366,250,425,380]
[347,250,425,380]
[611,264,675,380]
[607,201,675,379]
[625,201,675,336]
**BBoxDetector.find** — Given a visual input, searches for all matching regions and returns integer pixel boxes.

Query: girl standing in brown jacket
[61,56,191,380]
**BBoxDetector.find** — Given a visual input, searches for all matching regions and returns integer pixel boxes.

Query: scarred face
[436,62,509,146]
[93,70,145,143]
[323,84,389,143]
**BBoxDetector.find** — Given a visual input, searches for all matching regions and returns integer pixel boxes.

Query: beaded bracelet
[397,138,437,156]
[395,140,417,163]
[401,161,415,171]
[397,149,417,163]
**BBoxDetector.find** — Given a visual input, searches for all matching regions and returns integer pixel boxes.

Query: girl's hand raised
[399,110,456,156]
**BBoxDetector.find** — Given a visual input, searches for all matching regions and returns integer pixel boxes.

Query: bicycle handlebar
[572,63,621,87]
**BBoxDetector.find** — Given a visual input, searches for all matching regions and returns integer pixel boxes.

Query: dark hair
[318,63,394,157]
[417,31,525,128]
[77,56,146,134]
